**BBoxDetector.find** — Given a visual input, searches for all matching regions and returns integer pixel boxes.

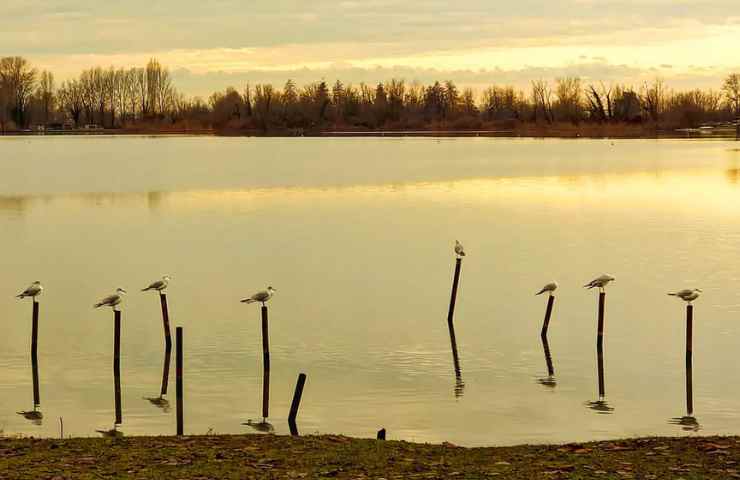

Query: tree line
[1,56,739,133]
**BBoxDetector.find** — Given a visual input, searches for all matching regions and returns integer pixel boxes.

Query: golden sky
[2,0,739,95]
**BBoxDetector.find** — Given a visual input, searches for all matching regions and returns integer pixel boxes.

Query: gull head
[267,286,276,292]
[116,288,128,295]
[162,275,171,282]
[32,280,41,285]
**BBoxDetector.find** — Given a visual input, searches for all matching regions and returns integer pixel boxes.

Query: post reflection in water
[448,321,465,398]
[17,353,43,425]
[145,349,172,412]
[670,306,700,431]
[537,335,556,388]
[586,349,614,414]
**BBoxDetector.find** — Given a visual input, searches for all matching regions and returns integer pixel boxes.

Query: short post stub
[377,428,386,440]
[288,373,307,424]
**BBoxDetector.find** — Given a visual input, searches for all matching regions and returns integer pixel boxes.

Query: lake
[1,135,740,446]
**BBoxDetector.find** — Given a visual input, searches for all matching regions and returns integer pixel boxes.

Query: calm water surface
[1,136,740,446]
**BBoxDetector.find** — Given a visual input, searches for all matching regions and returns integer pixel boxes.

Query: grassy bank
[2,434,740,479]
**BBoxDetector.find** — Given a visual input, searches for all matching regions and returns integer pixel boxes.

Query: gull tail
[667,293,679,296]
[241,298,256,304]
[535,288,546,295]
[16,294,25,299]
[94,302,103,308]
[141,287,152,292]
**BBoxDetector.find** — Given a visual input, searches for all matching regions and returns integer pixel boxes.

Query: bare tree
[0,56,37,128]
[531,80,554,123]
[723,73,740,117]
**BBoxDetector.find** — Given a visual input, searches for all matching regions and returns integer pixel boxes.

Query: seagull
[142,275,171,292]
[584,274,615,292]
[94,288,127,309]
[16,281,43,299]
[241,286,276,306]
[454,240,466,257]
[668,288,702,304]
[536,282,558,296]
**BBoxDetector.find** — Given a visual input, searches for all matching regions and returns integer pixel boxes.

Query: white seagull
[94,288,127,309]
[454,240,466,257]
[142,275,171,292]
[536,282,558,296]
[668,288,702,304]
[16,281,43,300]
[241,286,276,306]
[584,274,615,292]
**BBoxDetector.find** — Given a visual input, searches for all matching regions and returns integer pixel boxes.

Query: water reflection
[586,350,614,414]
[537,336,556,388]
[448,321,465,398]
[145,330,173,412]
[243,419,275,433]
[669,332,700,431]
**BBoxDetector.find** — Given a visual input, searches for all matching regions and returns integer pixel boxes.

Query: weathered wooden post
[597,349,605,399]
[377,428,386,440]
[447,258,462,329]
[160,293,172,350]
[31,300,40,407]
[261,306,270,420]
[176,326,184,436]
[597,292,606,352]
[159,293,172,396]
[288,373,306,436]
[541,335,554,377]
[114,309,122,425]
[686,304,694,415]
[541,294,555,338]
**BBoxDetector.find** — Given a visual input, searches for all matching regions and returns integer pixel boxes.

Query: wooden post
[377,428,386,440]
[160,293,172,350]
[597,349,605,399]
[541,335,554,377]
[160,346,171,397]
[288,373,306,436]
[541,295,555,337]
[114,310,122,425]
[31,300,40,407]
[596,292,605,352]
[447,258,462,328]
[261,305,270,420]
[176,327,184,436]
[686,305,694,415]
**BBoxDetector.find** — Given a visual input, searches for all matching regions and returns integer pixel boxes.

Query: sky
[2,0,739,96]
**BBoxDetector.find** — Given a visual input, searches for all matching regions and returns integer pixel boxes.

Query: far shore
[2,433,739,479]
[1,123,738,140]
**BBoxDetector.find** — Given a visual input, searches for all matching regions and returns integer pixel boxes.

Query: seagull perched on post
[536,282,558,296]
[241,286,276,306]
[142,275,171,292]
[16,281,43,300]
[668,288,702,304]
[94,288,127,309]
[454,240,466,258]
[584,274,615,292]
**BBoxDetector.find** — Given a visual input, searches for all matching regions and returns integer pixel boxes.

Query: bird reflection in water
[17,407,43,426]
[144,395,171,413]
[242,419,275,433]
[96,424,124,438]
